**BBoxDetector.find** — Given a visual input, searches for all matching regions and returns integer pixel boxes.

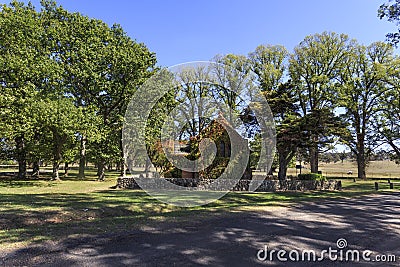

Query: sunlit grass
[284,160,400,178]
[0,172,395,250]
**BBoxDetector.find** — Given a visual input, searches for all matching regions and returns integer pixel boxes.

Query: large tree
[0,1,52,179]
[289,32,352,173]
[0,0,156,181]
[375,54,400,162]
[34,97,83,180]
[338,42,395,179]
[249,45,302,179]
[40,1,157,180]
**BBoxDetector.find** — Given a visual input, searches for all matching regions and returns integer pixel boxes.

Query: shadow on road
[2,193,400,266]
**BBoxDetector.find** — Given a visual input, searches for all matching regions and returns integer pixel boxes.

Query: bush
[199,157,229,179]
[298,173,326,181]
[0,160,16,165]
[163,167,182,178]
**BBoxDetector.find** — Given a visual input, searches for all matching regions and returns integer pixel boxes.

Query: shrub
[298,173,326,181]
[199,157,229,179]
[0,160,15,165]
[163,167,182,178]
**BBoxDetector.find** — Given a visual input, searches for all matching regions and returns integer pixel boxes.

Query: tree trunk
[278,162,287,180]
[78,135,86,179]
[119,136,127,177]
[52,161,60,180]
[15,135,27,179]
[277,148,296,180]
[120,159,127,177]
[145,158,151,178]
[309,144,319,173]
[278,153,288,180]
[51,132,63,181]
[357,138,367,179]
[97,159,106,181]
[357,156,366,180]
[64,162,69,177]
[32,161,40,179]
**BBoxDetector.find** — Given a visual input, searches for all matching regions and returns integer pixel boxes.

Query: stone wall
[116,177,342,192]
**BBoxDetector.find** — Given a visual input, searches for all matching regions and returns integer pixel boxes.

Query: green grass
[0,168,395,250]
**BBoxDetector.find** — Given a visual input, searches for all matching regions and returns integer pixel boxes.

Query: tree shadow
[1,192,399,266]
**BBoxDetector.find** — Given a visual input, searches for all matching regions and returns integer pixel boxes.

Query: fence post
[375,182,379,191]
[390,183,394,189]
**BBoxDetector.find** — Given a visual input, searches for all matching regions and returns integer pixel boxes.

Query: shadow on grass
[0,178,394,249]
[2,191,400,266]
[0,180,52,188]
[0,166,122,182]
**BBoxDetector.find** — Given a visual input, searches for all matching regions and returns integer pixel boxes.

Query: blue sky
[18,0,397,67]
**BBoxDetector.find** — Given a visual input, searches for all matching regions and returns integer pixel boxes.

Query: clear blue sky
[18,0,398,67]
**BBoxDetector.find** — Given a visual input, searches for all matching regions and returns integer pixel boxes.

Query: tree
[378,0,400,46]
[289,32,352,173]
[0,0,157,181]
[375,54,400,162]
[339,150,348,163]
[249,45,302,179]
[34,97,83,180]
[338,42,395,179]
[40,1,156,180]
[0,1,50,179]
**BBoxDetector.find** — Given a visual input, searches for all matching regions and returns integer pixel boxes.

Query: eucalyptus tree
[289,32,353,173]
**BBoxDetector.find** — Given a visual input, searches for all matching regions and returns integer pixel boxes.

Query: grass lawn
[0,167,397,250]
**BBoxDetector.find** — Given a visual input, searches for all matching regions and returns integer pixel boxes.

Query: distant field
[286,160,400,179]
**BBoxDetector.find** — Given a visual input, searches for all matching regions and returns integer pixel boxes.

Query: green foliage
[289,32,354,173]
[249,44,288,91]
[1,0,400,182]
[337,41,396,178]
[200,157,230,179]
[0,0,156,179]
[378,0,400,46]
[163,167,182,178]
[298,173,326,181]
